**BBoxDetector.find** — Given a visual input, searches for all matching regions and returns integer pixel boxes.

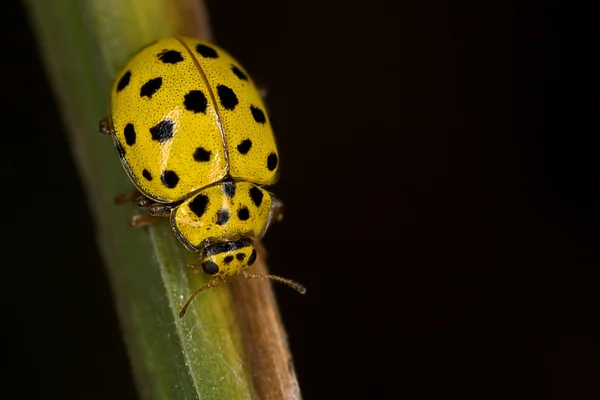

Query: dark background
[3,0,598,399]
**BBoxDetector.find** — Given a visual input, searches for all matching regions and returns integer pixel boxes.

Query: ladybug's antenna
[243,271,307,294]
[179,276,223,318]
[178,273,306,319]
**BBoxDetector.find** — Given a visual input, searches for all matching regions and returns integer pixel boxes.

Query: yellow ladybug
[99,37,304,318]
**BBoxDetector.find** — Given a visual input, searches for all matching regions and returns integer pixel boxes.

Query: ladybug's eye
[201,260,219,275]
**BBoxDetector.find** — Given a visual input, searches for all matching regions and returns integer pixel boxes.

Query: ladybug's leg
[128,202,174,227]
[124,199,174,227]
[186,262,204,274]
[128,215,161,227]
[114,190,155,208]
[272,197,284,223]
[98,117,114,136]
[186,247,210,274]
[146,203,174,218]
[114,189,141,205]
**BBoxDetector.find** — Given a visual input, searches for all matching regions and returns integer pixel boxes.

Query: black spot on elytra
[216,209,230,225]
[237,139,252,155]
[140,77,162,98]
[196,44,218,58]
[236,253,246,261]
[248,249,257,266]
[161,170,179,188]
[249,187,263,207]
[142,169,152,181]
[184,90,207,113]
[223,255,234,265]
[222,180,236,198]
[202,260,219,275]
[231,65,248,81]
[238,207,250,221]
[217,85,238,110]
[189,194,209,218]
[150,120,174,142]
[157,49,184,64]
[193,147,211,162]
[250,105,266,124]
[124,123,136,146]
[117,71,131,92]
[115,139,126,158]
[267,153,278,171]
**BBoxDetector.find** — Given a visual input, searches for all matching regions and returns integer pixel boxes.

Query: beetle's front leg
[98,117,114,136]
[128,202,174,227]
[129,215,161,227]
[114,188,155,208]
[272,196,284,223]
[146,203,174,218]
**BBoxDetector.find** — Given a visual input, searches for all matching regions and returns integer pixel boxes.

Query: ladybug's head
[178,239,306,319]
[200,238,257,277]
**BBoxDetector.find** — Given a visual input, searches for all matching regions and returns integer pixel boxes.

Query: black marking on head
[236,253,246,261]
[142,169,152,181]
[216,209,230,225]
[238,207,250,221]
[115,139,126,158]
[222,180,236,198]
[196,44,218,58]
[202,260,219,275]
[231,65,248,81]
[217,85,238,110]
[250,105,266,124]
[140,77,163,98]
[205,238,254,257]
[150,119,174,142]
[223,255,234,265]
[248,249,257,266]
[161,170,179,188]
[237,139,252,155]
[157,49,184,64]
[189,194,209,218]
[117,71,131,92]
[124,123,136,146]
[193,147,211,162]
[184,90,208,113]
[267,153,278,171]
[249,187,263,207]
